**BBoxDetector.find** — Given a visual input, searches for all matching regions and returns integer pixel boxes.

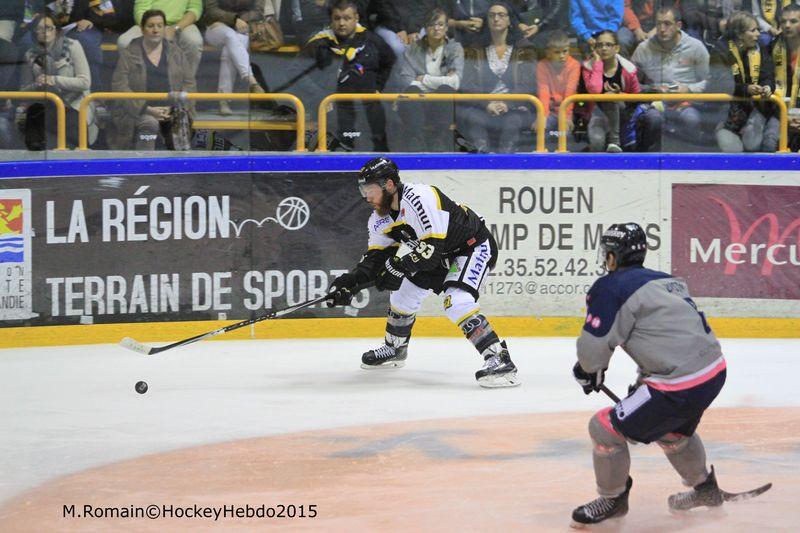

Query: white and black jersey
[353,183,496,292]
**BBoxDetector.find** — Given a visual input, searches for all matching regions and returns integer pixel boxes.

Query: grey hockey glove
[326,272,358,307]
[573,362,605,395]
[375,255,406,291]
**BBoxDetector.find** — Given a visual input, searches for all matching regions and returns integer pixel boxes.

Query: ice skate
[361,337,408,369]
[475,341,520,388]
[668,465,723,511]
[571,477,632,528]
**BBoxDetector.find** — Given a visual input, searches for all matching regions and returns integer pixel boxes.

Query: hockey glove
[398,240,441,274]
[375,255,406,292]
[326,272,359,307]
[573,361,605,395]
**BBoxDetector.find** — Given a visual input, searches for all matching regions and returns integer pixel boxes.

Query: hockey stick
[119,281,374,356]
[600,384,621,403]
[599,385,773,503]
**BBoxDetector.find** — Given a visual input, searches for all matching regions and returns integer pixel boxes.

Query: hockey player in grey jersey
[326,156,519,388]
[570,222,727,527]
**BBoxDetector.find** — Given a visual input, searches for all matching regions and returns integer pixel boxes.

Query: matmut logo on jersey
[672,184,800,299]
[0,189,37,320]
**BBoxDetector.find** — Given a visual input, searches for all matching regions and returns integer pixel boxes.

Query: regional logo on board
[0,190,37,320]
[0,199,24,263]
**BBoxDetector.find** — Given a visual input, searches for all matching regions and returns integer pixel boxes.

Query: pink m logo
[711,196,800,275]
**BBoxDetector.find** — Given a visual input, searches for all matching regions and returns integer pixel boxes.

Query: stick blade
[721,482,772,503]
[119,337,154,355]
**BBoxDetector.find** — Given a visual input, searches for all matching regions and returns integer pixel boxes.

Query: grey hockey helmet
[598,223,647,267]
[358,156,400,196]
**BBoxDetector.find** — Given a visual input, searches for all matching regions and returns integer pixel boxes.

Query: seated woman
[580,30,640,152]
[458,1,537,153]
[711,10,778,152]
[19,1,126,91]
[396,8,464,151]
[109,9,196,150]
[201,0,267,116]
[20,10,97,150]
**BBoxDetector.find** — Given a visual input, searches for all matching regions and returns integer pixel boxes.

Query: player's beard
[373,189,394,216]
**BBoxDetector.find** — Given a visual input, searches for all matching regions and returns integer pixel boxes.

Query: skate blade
[668,503,724,514]
[569,509,628,528]
[360,361,406,370]
[477,372,521,388]
[569,515,626,529]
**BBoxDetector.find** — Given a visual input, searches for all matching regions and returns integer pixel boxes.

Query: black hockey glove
[399,240,441,274]
[375,255,406,292]
[573,362,605,395]
[326,272,358,307]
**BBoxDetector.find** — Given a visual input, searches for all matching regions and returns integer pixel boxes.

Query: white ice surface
[0,337,797,503]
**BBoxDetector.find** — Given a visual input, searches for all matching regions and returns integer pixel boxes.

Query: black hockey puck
[135,380,148,394]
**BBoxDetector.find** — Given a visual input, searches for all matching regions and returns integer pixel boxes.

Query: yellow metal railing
[557,93,789,153]
[317,93,546,152]
[78,92,306,151]
[2,91,67,150]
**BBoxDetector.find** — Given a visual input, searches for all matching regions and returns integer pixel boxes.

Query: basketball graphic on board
[276,197,310,230]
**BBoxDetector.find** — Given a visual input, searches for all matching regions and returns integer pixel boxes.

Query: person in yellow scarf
[773,4,800,150]
[711,11,778,152]
[302,0,395,151]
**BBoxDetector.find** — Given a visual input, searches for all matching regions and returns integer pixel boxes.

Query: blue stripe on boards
[1,153,800,179]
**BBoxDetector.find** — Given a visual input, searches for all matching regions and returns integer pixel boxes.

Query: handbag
[249,16,284,52]
[162,103,193,151]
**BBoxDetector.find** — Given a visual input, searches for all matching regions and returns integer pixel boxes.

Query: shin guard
[386,307,416,348]
[589,408,631,498]
[458,313,500,355]
[657,433,709,487]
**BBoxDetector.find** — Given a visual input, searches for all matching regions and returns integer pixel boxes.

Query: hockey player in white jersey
[570,223,727,527]
[326,156,519,388]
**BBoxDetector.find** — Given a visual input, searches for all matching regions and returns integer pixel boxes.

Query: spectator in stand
[20,11,97,149]
[18,1,131,91]
[581,29,641,152]
[618,0,676,56]
[0,1,23,94]
[508,1,565,49]
[537,29,580,146]
[39,1,122,91]
[448,0,490,48]
[459,1,537,153]
[371,0,442,58]
[109,9,196,149]
[118,0,203,77]
[773,4,800,150]
[712,10,777,151]
[632,6,710,151]
[396,8,464,151]
[570,0,623,53]
[0,1,23,148]
[303,0,394,151]
[202,0,268,116]
[681,0,738,43]
[748,0,785,48]
[289,0,368,42]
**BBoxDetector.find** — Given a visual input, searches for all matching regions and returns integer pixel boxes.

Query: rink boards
[1,154,799,346]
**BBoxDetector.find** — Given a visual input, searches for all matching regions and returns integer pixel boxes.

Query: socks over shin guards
[459,313,501,356]
[386,308,415,347]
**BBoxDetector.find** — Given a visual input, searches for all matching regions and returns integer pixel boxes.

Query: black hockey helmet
[358,156,400,196]
[599,223,647,267]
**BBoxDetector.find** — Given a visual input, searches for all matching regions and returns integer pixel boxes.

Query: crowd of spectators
[0,0,799,153]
